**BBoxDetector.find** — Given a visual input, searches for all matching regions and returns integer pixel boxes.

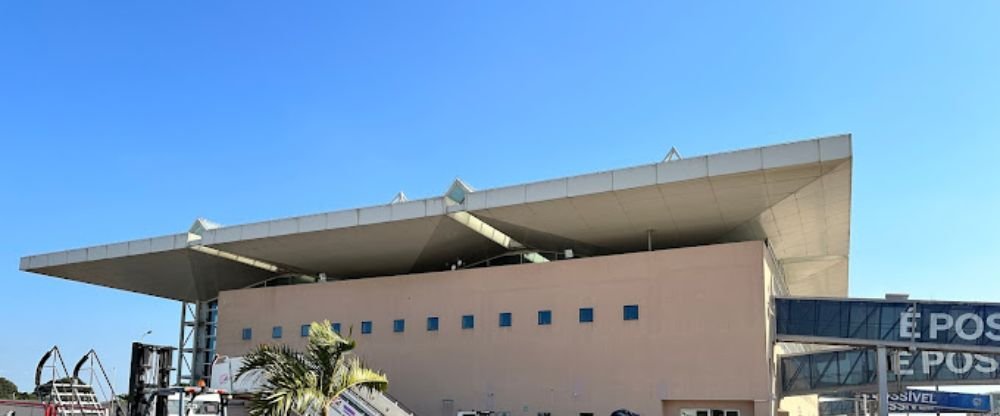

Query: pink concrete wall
[217,241,771,416]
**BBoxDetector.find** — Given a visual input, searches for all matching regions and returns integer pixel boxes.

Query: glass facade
[775,298,1000,348]
[780,347,1000,394]
[204,300,219,376]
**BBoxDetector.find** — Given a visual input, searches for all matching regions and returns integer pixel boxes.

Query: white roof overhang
[21,134,852,301]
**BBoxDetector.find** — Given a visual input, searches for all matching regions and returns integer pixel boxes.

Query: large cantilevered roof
[20,134,852,302]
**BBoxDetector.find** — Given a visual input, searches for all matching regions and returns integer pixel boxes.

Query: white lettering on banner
[896,350,914,375]
[889,390,939,405]
[900,311,921,338]
[897,310,1000,344]
[929,313,954,340]
[900,351,999,376]
[888,403,938,412]
[956,314,986,340]
[975,354,1000,372]
[987,314,1000,341]
[945,352,975,373]
[923,351,946,374]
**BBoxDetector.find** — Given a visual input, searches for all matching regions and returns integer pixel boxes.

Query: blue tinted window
[624,305,639,321]
[427,316,439,331]
[394,319,405,333]
[361,321,372,334]
[300,324,310,337]
[272,326,283,339]
[241,328,252,340]
[331,322,341,334]
[538,310,552,325]
[579,307,594,323]
[499,312,512,327]
[462,315,475,329]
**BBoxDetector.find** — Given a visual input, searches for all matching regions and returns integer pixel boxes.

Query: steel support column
[176,301,211,385]
[876,346,888,416]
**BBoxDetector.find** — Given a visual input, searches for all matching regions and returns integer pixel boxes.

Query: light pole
[138,330,152,343]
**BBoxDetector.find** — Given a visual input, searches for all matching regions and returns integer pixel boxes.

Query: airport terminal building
[20,135,853,416]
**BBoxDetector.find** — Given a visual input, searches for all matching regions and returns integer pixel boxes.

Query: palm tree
[237,320,388,416]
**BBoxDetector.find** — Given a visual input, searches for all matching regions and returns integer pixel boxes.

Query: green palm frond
[238,321,389,416]
[305,321,355,396]
[333,357,389,398]
[239,344,321,416]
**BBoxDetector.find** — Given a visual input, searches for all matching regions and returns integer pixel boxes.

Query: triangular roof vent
[390,192,409,204]
[189,218,221,236]
[662,146,682,162]
[444,178,474,205]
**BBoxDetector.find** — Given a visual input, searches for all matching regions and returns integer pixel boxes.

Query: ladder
[35,347,110,416]
[49,381,106,416]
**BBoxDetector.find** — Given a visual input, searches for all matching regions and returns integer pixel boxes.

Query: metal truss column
[176,301,215,385]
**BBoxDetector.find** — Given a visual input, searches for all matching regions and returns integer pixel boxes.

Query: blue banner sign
[780,348,1000,395]
[775,297,1000,351]
[887,390,992,413]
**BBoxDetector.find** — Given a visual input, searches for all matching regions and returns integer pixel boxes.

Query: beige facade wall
[217,241,776,416]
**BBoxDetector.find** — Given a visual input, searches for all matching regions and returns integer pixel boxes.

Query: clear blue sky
[2,0,998,394]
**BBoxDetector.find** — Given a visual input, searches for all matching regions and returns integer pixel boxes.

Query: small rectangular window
[331,322,341,334]
[272,326,283,339]
[393,319,405,333]
[624,304,639,320]
[538,310,552,325]
[361,321,372,334]
[726,411,739,416]
[579,307,594,323]
[241,328,252,340]
[462,315,475,329]
[300,324,310,337]
[581,413,594,416]
[427,317,439,331]
[499,312,512,327]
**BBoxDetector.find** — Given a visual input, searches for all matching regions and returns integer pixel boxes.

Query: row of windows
[679,409,741,416]
[241,305,639,340]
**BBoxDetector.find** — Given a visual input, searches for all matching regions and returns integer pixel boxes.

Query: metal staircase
[334,388,415,416]
[46,381,104,416]
[35,347,120,416]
